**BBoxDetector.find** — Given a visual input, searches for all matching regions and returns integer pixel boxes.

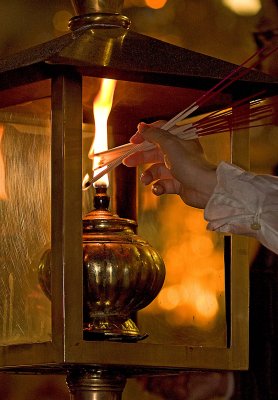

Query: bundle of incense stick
[171,96,277,139]
[83,46,278,189]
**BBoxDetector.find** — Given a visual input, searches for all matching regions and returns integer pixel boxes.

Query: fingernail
[152,184,164,195]
[140,172,152,185]
[164,154,171,170]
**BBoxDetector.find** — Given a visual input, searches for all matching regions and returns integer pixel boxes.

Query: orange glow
[156,278,220,326]
[182,208,208,233]
[89,78,116,187]
[0,125,7,200]
[143,195,224,328]
[189,234,214,257]
[196,291,219,319]
[181,281,219,321]
[158,285,182,311]
[145,0,168,9]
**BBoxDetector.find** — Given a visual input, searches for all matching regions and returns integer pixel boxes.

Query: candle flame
[82,173,90,189]
[89,78,117,188]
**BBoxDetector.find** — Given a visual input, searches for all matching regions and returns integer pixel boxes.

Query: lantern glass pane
[137,132,230,347]
[0,97,51,345]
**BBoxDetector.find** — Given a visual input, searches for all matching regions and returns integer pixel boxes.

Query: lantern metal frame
[0,23,277,375]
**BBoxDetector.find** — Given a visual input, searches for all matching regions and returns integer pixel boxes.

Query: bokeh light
[222,0,261,15]
[142,192,225,329]
[52,10,73,32]
[195,290,219,319]
[145,0,168,10]
[158,285,181,311]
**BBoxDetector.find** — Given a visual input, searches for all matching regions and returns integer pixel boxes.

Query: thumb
[138,122,177,153]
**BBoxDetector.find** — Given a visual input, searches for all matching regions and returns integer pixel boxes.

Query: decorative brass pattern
[82,205,165,340]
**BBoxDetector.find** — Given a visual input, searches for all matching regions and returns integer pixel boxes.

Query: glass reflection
[0,108,51,345]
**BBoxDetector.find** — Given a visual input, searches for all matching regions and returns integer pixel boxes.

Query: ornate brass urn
[39,187,165,341]
[82,187,165,340]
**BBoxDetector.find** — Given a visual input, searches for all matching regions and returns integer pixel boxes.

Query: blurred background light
[195,290,219,320]
[52,10,73,32]
[124,0,146,8]
[158,285,181,311]
[144,0,168,9]
[222,0,262,15]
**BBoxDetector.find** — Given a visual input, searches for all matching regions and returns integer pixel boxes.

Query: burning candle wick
[93,186,110,210]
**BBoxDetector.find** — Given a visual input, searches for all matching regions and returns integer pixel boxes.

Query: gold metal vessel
[82,189,166,340]
[39,188,166,341]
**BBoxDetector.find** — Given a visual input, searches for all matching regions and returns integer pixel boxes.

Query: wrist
[197,165,217,207]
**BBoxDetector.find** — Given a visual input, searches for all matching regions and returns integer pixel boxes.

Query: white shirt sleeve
[204,161,278,254]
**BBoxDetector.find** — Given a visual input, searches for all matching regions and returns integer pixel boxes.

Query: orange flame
[89,78,116,187]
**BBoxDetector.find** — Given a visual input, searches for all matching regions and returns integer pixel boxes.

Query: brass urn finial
[71,0,125,15]
[82,189,165,341]
[69,0,130,30]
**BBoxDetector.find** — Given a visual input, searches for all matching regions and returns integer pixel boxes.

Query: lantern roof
[0,26,277,96]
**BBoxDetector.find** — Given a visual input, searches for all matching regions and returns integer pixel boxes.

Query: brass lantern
[0,1,277,399]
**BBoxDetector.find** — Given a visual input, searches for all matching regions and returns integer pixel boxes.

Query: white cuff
[204,162,278,254]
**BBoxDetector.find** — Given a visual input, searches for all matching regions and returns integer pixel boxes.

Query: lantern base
[83,316,147,342]
[67,368,126,400]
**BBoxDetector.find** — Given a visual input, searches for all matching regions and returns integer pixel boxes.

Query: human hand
[123,121,217,209]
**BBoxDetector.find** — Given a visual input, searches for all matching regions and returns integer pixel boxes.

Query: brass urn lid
[82,187,137,236]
